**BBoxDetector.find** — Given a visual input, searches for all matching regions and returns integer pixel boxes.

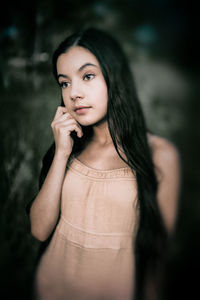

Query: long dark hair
[40,27,167,300]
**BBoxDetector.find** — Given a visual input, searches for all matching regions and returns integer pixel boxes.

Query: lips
[74,105,91,115]
[74,105,91,111]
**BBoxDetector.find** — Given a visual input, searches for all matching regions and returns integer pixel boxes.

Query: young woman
[28,27,180,300]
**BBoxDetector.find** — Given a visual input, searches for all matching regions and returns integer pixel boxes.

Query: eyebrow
[57,63,99,80]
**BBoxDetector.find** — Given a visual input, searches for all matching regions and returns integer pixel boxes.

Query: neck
[92,120,113,146]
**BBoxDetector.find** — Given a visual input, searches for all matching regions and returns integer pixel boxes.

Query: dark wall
[0,1,199,299]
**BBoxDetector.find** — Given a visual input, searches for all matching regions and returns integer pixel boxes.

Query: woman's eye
[83,74,95,81]
[59,82,70,89]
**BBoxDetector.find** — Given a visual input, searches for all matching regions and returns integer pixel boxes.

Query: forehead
[56,46,99,73]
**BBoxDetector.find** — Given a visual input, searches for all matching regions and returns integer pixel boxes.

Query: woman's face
[56,46,108,126]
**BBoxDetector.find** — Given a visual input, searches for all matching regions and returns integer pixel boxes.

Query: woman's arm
[30,106,83,242]
[30,153,69,242]
[149,134,181,234]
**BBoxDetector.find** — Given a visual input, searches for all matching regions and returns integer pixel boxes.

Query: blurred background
[0,0,199,299]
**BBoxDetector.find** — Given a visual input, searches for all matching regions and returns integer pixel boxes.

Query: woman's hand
[51,106,83,159]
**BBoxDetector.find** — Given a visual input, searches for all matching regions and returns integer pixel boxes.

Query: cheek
[93,82,108,104]
[99,88,108,108]
[62,92,70,108]
[100,83,108,101]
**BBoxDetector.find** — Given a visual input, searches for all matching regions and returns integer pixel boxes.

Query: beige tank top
[35,157,139,300]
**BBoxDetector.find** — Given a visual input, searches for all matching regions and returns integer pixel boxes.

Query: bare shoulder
[147,133,180,160]
[147,133,181,232]
[147,133,180,180]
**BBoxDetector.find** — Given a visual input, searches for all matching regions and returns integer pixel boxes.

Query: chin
[74,113,106,126]
[77,119,98,127]
[80,115,107,127]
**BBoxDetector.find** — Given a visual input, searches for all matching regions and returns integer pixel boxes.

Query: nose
[70,82,84,101]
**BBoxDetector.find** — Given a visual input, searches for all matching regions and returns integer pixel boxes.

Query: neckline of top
[73,157,130,173]
[67,157,136,179]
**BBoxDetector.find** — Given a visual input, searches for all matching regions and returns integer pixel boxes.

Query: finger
[52,112,72,124]
[53,118,83,137]
[60,118,82,131]
[59,120,83,138]
[54,106,68,120]
[66,123,83,138]
[52,117,78,129]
